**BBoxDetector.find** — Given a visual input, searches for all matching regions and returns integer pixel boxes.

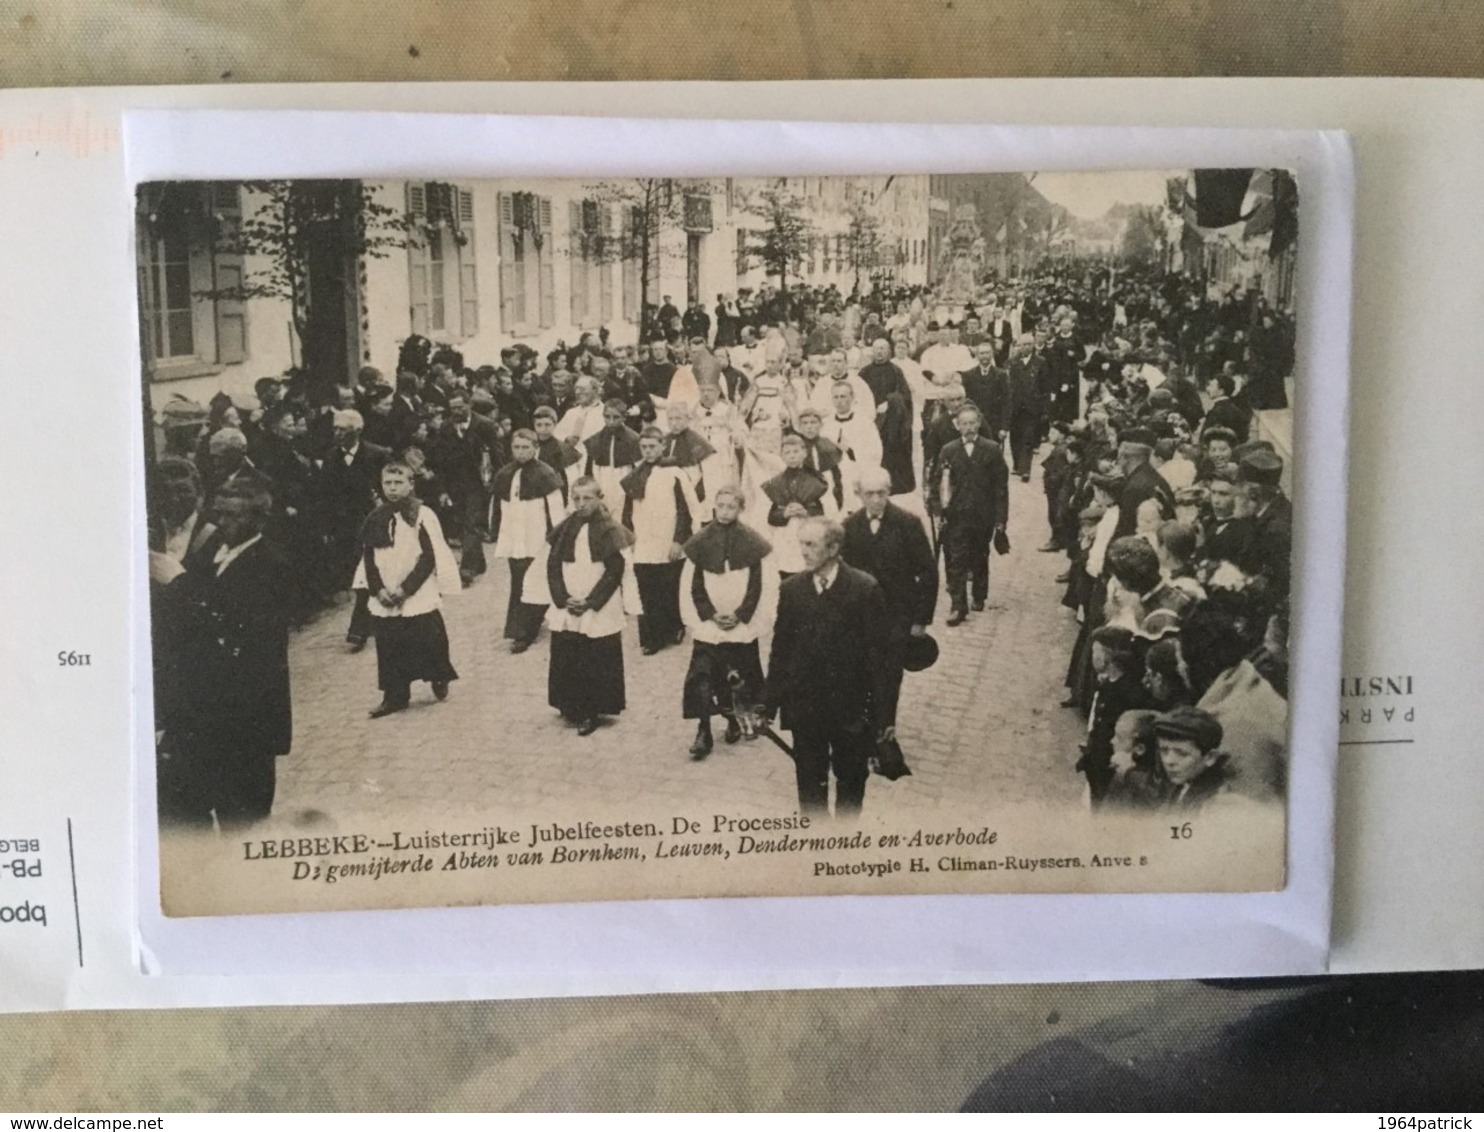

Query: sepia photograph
[137,166,1300,915]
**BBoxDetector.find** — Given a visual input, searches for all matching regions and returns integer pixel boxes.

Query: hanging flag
[1193,168,1256,229]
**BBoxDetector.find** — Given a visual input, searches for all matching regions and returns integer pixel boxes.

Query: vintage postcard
[139,162,1299,916]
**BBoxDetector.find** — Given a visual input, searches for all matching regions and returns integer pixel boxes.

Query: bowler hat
[903,632,940,672]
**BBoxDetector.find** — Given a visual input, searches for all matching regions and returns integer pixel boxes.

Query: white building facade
[139,175,931,415]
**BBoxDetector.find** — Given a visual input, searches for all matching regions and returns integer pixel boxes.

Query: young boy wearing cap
[1154,706,1231,811]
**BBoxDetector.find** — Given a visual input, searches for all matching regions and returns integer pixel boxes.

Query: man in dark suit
[986,307,1015,365]
[426,389,503,586]
[1235,449,1292,595]
[1202,370,1252,444]
[960,341,1012,442]
[314,408,389,647]
[1006,334,1046,481]
[1112,429,1176,540]
[1199,470,1253,570]
[164,478,294,828]
[937,402,1010,625]
[842,466,938,724]
[764,516,895,818]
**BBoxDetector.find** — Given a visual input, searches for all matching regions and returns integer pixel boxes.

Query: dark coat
[960,365,1012,438]
[1007,355,1045,427]
[316,441,390,542]
[765,563,895,732]
[937,436,1010,529]
[426,416,502,503]
[1201,515,1253,567]
[1113,461,1176,539]
[173,534,294,758]
[1240,493,1292,591]
[841,503,938,631]
[858,359,917,495]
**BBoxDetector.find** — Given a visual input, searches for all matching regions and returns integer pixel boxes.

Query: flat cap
[1153,706,1224,751]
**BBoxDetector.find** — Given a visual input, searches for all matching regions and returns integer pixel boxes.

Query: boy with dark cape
[582,398,643,515]
[620,427,703,655]
[490,430,567,653]
[354,461,461,718]
[678,485,777,759]
[760,432,837,578]
[531,475,639,736]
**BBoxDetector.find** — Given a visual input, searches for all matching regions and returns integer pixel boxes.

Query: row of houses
[137,175,931,412]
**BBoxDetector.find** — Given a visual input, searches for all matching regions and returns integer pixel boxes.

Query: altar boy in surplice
[490,429,567,653]
[540,476,637,736]
[678,485,777,759]
[621,426,701,655]
[582,398,642,513]
[761,432,838,580]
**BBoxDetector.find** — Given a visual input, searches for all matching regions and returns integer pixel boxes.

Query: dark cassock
[641,358,678,402]
[354,497,461,711]
[165,531,294,828]
[582,421,643,513]
[857,358,918,495]
[620,457,702,653]
[841,502,938,723]
[490,458,567,648]
[678,513,777,753]
[764,560,895,817]
[543,503,635,728]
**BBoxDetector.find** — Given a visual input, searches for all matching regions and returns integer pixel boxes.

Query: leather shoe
[641,644,658,656]
[723,717,742,745]
[432,681,449,701]
[369,699,407,719]
[690,729,714,759]
[1055,571,1071,583]
[346,635,367,653]
[972,599,986,612]
[509,638,532,655]
[946,608,967,626]
[576,716,599,737]
[1039,542,1064,553]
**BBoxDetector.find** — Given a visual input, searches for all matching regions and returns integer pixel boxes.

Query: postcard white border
[125,110,1351,993]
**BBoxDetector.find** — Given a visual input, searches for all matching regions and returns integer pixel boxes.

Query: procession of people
[148,260,1296,828]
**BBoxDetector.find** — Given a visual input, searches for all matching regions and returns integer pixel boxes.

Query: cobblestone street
[275,459,1087,822]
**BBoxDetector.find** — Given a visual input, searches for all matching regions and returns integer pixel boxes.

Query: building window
[496,191,554,335]
[408,182,478,339]
[137,181,248,376]
[140,225,195,361]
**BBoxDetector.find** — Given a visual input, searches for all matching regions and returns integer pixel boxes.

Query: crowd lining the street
[147,264,1297,827]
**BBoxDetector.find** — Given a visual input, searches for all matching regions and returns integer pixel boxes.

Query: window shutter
[407,182,431,335]
[208,183,248,364]
[538,196,556,329]
[457,187,478,337]
[497,192,518,333]
[599,205,614,323]
[569,199,587,328]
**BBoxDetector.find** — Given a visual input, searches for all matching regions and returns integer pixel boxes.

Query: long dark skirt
[549,630,625,719]
[682,639,765,720]
[374,611,459,696]
[504,557,547,642]
[634,560,684,649]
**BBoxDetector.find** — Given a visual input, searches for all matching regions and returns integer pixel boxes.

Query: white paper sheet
[0,78,1476,1012]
